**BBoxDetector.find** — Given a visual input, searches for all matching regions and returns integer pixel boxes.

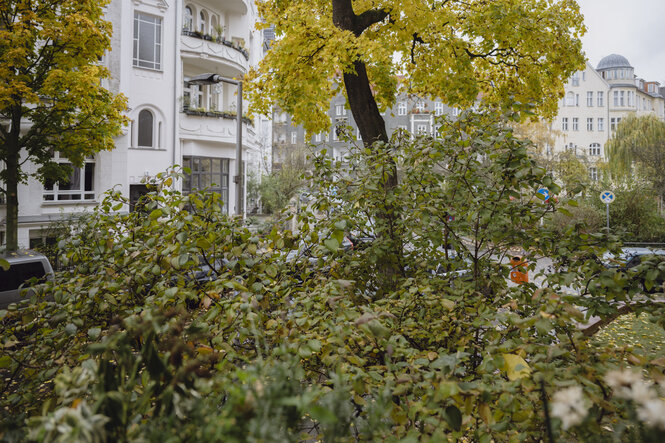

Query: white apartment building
[2,0,269,249]
[552,54,665,181]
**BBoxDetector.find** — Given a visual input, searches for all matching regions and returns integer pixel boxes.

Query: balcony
[181,30,249,60]
[180,107,257,150]
[197,0,248,15]
[181,32,249,74]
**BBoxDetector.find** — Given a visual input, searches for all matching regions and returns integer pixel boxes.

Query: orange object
[509,256,528,284]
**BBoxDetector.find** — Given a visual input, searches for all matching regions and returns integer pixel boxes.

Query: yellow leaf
[197,345,213,355]
[427,351,438,361]
[479,402,492,425]
[501,353,531,380]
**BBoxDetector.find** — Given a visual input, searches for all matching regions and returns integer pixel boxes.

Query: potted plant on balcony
[213,24,226,43]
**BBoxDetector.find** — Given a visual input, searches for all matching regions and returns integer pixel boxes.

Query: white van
[0,250,54,309]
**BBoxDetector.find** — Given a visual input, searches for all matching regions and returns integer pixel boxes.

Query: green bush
[3,109,665,442]
[589,183,665,242]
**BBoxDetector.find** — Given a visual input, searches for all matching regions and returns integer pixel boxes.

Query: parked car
[621,249,665,294]
[0,250,54,309]
[592,247,665,295]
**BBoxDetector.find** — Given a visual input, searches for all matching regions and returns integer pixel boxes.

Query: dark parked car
[0,250,54,309]
[621,250,665,294]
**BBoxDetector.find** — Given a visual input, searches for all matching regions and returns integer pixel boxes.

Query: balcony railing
[181,29,249,60]
[182,106,253,126]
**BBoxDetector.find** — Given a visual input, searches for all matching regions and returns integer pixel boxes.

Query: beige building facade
[551,54,664,181]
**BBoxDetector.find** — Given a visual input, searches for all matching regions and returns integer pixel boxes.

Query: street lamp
[187,73,243,217]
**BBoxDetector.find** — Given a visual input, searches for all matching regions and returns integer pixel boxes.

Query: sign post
[600,190,615,232]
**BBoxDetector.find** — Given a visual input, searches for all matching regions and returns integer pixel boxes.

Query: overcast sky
[577,0,665,83]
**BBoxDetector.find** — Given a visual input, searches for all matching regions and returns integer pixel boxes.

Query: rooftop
[597,54,633,70]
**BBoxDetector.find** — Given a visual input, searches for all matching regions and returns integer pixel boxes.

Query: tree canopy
[606,114,665,202]
[248,0,586,141]
[0,0,127,251]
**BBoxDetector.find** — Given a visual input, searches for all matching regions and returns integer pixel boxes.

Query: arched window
[211,15,219,38]
[199,10,207,34]
[183,6,193,31]
[565,91,575,106]
[138,109,154,147]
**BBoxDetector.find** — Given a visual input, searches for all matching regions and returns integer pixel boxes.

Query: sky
[576,0,665,83]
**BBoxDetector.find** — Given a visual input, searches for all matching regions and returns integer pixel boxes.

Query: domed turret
[597,54,632,70]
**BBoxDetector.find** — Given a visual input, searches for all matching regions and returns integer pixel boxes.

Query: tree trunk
[5,104,23,252]
[4,148,20,252]
[331,0,389,147]
[331,0,401,291]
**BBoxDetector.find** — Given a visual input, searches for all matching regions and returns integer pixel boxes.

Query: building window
[335,104,346,116]
[586,91,593,107]
[589,143,601,156]
[133,12,162,70]
[597,118,604,131]
[571,72,579,86]
[315,133,321,143]
[199,10,207,34]
[138,109,154,147]
[610,117,621,131]
[576,94,579,106]
[291,132,297,144]
[627,91,633,107]
[29,230,58,250]
[572,117,578,131]
[416,124,427,134]
[586,118,593,131]
[562,117,568,131]
[183,6,193,31]
[129,184,151,213]
[565,92,575,106]
[620,91,625,106]
[415,100,425,113]
[43,153,95,201]
[208,83,222,111]
[597,91,604,107]
[182,156,230,213]
[434,101,444,116]
[589,167,598,182]
[397,101,407,116]
[613,91,619,107]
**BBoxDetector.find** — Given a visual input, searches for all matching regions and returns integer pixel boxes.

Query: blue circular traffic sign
[537,188,550,201]
[600,190,615,204]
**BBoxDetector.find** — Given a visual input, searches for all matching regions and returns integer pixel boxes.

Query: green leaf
[0,258,9,271]
[443,405,462,431]
[65,323,78,336]
[149,209,162,220]
[0,355,11,369]
[324,238,339,252]
[88,327,101,340]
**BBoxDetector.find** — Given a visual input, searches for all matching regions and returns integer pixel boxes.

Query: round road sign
[536,188,550,201]
[600,190,615,204]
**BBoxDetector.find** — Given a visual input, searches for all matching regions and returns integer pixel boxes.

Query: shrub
[3,109,665,441]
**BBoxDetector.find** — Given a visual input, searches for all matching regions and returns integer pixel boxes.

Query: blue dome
[597,54,632,70]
